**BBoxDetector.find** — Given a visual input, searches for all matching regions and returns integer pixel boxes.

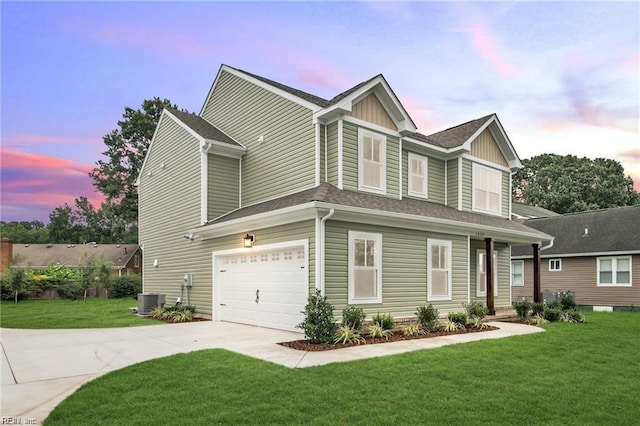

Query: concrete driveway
[1,320,542,423]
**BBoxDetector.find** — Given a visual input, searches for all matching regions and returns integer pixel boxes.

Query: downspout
[324,124,328,183]
[319,208,335,295]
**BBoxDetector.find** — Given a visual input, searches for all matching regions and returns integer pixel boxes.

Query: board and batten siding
[324,221,469,318]
[348,93,396,131]
[447,160,459,209]
[201,71,316,206]
[470,128,508,167]
[513,256,640,308]
[208,155,239,220]
[139,115,214,312]
[341,121,400,199]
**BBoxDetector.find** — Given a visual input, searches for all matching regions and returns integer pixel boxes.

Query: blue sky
[2,1,639,223]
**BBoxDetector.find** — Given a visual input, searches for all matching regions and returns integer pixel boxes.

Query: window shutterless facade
[348,231,383,304]
[408,152,428,198]
[477,250,498,296]
[358,128,386,194]
[511,260,524,286]
[597,256,632,286]
[427,238,452,301]
[549,259,561,271]
[472,163,502,215]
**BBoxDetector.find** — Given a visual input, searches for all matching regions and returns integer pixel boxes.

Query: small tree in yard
[7,267,26,304]
[297,289,336,344]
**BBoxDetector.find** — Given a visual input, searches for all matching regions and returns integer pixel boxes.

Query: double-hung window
[348,231,382,304]
[597,256,632,286]
[358,129,386,194]
[472,163,502,215]
[477,250,498,296]
[511,261,524,286]
[408,153,428,198]
[427,239,452,301]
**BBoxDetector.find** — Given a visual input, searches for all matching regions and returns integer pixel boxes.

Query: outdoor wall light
[183,233,194,241]
[243,234,255,248]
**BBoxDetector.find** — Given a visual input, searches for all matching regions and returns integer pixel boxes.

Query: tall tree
[0,221,48,243]
[513,154,640,214]
[48,204,81,243]
[88,98,180,241]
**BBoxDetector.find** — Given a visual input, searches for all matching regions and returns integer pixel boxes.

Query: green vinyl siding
[326,122,339,186]
[201,71,316,206]
[319,124,326,183]
[342,121,399,198]
[501,171,510,218]
[139,114,210,311]
[447,159,459,208]
[461,158,472,211]
[208,155,239,220]
[469,240,511,307]
[324,221,468,318]
[403,151,445,204]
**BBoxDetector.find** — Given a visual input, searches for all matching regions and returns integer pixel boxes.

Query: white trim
[338,119,344,189]
[513,250,640,260]
[472,162,503,216]
[463,154,511,173]
[467,236,471,304]
[444,159,448,206]
[318,209,335,294]
[457,157,463,210]
[549,258,562,271]
[315,215,321,292]
[238,158,242,207]
[459,115,522,170]
[200,149,208,225]
[136,110,169,186]
[398,137,403,200]
[511,260,524,287]
[427,238,452,301]
[509,171,514,220]
[212,239,309,324]
[324,124,328,183]
[407,152,429,199]
[357,128,387,195]
[597,256,632,287]
[348,230,383,304]
[315,123,320,186]
[342,115,401,138]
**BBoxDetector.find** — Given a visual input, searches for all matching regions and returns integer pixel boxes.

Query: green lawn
[0,298,160,328]
[45,312,639,425]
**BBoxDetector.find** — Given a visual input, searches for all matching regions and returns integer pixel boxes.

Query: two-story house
[138,64,551,331]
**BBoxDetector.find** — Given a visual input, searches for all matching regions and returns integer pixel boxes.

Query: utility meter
[183,273,192,288]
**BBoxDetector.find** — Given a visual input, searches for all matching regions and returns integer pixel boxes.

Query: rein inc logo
[1,418,37,425]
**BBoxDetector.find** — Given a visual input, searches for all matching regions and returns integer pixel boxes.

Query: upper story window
[598,256,632,286]
[472,163,502,215]
[549,259,562,271]
[358,128,386,194]
[408,153,428,198]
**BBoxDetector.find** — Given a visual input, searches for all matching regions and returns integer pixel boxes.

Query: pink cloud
[2,149,91,174]
[399,96,434,132]
[455,25,518,77]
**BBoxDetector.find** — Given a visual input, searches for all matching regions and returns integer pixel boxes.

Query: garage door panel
[216,243,308,331]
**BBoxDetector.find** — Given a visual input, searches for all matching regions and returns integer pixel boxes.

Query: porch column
[533,243,541,303]
[485,238,495,315]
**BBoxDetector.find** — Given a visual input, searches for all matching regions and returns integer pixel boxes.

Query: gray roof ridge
[526,204,640,222]
[424,113,495,137]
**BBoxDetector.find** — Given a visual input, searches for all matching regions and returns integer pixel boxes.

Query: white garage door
[214,242,308,331]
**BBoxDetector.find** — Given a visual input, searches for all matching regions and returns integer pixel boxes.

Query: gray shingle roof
[12,244,140,269]
[205,184,549,240]
[421,114,495,148]
[511,205,640,257]
[512,203,560,219]
[167,108,241,147]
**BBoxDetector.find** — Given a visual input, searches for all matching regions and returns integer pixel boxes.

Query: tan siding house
[138,64,550,331]
[512,206,640,309]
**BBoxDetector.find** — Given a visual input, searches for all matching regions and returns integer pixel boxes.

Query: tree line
[2,99,638,244]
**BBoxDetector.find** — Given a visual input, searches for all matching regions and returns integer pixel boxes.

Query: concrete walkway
[1,321,542,423]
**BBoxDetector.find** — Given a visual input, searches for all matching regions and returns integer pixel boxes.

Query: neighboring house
[9,241,142,276]
[138,64,551,331]
[511,203,560,221]
[511,206,640,309]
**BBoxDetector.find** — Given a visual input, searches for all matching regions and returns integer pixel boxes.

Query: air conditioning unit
[137,293,166,315]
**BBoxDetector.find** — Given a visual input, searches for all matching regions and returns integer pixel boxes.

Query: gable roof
[12,244,140,270]
[421,114,496,149]
[196,184,551,244]
[512,205,640,258]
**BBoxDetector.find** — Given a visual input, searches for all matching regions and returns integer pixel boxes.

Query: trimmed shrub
[372,312,395,330]
[448,311,468,326]
[531,302,545,317]
[561,292,577,311]
[342,306,366,330]
[463,301,489,320]
[513,299,532,321]
[416,304,440,331]
[543,306,563,322]
[297,289,336,344]
[110,275,142,298]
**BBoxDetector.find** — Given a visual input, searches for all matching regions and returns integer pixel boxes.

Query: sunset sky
[2,1,639,223]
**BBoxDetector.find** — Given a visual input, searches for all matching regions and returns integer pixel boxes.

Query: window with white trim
[428,239,452,301]
[472,163,502,215]
[511,261,524,286]
[348,231,382,304]
[549,259,561,271]
[134,254,140,268]
[358,129,386,194]
[477,250,498,296]
[597,256,632,286]
[408,153,428,198]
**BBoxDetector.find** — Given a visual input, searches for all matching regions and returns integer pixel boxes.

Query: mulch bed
[278,325,500,352]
